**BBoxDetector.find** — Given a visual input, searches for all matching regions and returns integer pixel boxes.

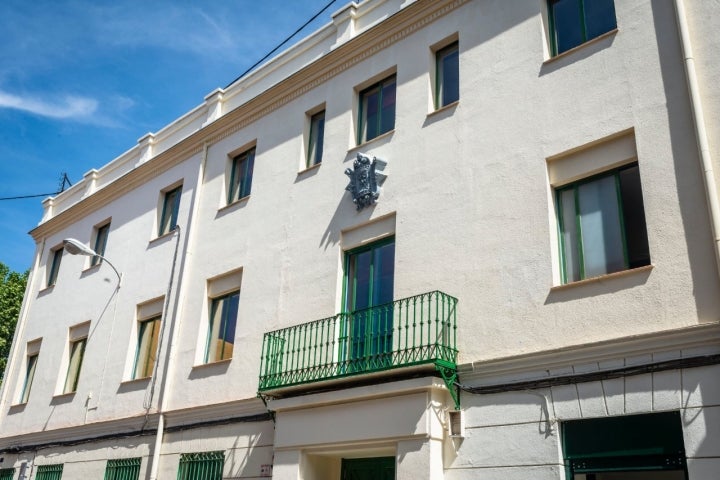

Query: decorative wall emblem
[345,153,387,211]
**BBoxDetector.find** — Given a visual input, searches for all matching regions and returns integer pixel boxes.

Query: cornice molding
[30,0,469,241]
[458,322,720,383]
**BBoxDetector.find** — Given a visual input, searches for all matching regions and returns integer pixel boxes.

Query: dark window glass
[550,0,616,55]
[307,111,325,167]
[436,42,459,108]
[206,291,239,362]
[228,149,255,203]
[159,186,182,236]
[91,223,110,267]
[47,247,63,287]
[359,76,396,143]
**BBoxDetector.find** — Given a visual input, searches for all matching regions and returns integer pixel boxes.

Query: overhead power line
[0,192,59,201]
[225,0,339,88]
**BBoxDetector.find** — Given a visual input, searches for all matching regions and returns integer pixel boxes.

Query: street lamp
[63,238,122,286]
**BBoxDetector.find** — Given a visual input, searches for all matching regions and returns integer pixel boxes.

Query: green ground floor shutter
[104,458,141,480]
[35,464,63,480]
[177,451,223,480]
[341,457,395,480]
[0,468,14,480]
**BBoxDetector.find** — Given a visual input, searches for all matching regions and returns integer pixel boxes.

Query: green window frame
[228,149,255,204]
[548,0,616,56]
[307,110,325,168]
[0,468,14,480]
[557,163,649,283]
[47,247,63,287]
[177,451,223,480]
[562,412,688,479]
[133,315,161,379]
[19,353,38,403]
[91,222,111,267]
[158,186,182,236]
[435,41,459,109]
[205,291,239,363]
[35,464,63,480]
[104,458,141,480]
[343,237,395,362]
[358,75,396,144]
[63,337,86,394]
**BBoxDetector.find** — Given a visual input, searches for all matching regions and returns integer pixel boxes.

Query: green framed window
[548,0,616,55]
[35,464,64,480]
[19,353,38,403]
[562,412,688,479]
[133,315,160,379]
[177,451,223,480]
[435,42,459,109]
[63,337,86,394]
[47,247,63,287]
[344,237,395,361]
[228,149,255,204]
[159,185,182,236]
[91,222,111,267]
[307,110,325,168]
[0,468,14,480]
[205,291,239,363]
[358,76,396,144]
[557,163,649,283]
[104,458,141,480]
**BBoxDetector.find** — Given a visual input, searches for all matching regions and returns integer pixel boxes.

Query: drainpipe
[674,0,720,280]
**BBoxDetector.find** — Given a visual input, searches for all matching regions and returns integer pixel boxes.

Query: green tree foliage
[0,262,28,385]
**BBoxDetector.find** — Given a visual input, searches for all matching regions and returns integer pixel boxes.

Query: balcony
[258,291,458,396]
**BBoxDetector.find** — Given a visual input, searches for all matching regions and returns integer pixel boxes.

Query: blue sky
[0,0,337,273]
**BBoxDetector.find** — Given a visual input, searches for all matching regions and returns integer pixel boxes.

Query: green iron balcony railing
[258,291,458,395]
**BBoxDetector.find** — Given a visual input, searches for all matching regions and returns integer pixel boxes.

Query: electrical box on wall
[448,409,465,437]
[260,464,273,477]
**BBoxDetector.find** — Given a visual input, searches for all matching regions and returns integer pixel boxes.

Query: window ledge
[52,392,76,400]
[298,162,322,176]
[82,263,102,274]
[427,100,459,118]
[120,377,151,386]
[149,228,179,246]
[221,195,251,212]
[544,29,618,65]
[551,264,653,292]
[10,401,28,408]
[348,130,395,155]
[38,284,56,294]
[192,358,232,370]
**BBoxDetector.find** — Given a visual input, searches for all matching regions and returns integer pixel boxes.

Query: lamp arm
[97,255,122,286]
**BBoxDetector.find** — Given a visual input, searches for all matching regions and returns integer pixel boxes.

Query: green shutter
[177,451,223,480]
[104,458,141,480]
[0,468,14,480]
[35,464,63,480]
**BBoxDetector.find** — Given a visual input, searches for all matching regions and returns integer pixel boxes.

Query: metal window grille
[0,468,14,480]
[177,451,224,480]
[35,464,63,480]
[104,458,141,480]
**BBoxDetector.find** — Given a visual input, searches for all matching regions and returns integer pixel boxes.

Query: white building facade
[0,1,719,479]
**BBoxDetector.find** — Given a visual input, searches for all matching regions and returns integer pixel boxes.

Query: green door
[341,457,395,480]
[344,238,395,366]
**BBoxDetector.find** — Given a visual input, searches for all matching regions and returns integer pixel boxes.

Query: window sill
[192,358,232,370]
[298,162,322,176]
[551,264,653,291]
[543,28,618,65]
[219,195,250,214]
[52,391,76,400]
[82,263,102,274]
[427,100,459,119]
[38,284,56,294]
[120,376,151,386]
[149,228,179,246]
[348,130,395,155]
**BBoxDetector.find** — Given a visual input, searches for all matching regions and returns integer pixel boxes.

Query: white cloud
[0,91,98,119]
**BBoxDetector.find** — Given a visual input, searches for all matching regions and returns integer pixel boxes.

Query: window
[104,458,141,480]
[228,149,255,204]
[19,353,38,403]
[0,468,14,480]
[435,42,459,109]
[158,185,182,236]
[344,237,395,361]
[358,75,396,144]
[562,412,687,479]
[133,315,160,379]
[47,247,63,287]
[177,451,223,480]
[206,291,239,362]
[35,464,64,480]
[63,337,86,394]
[548,0,616,55]
[91,222,111,267]
[307,110,325,168]
[557,163,649,283]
